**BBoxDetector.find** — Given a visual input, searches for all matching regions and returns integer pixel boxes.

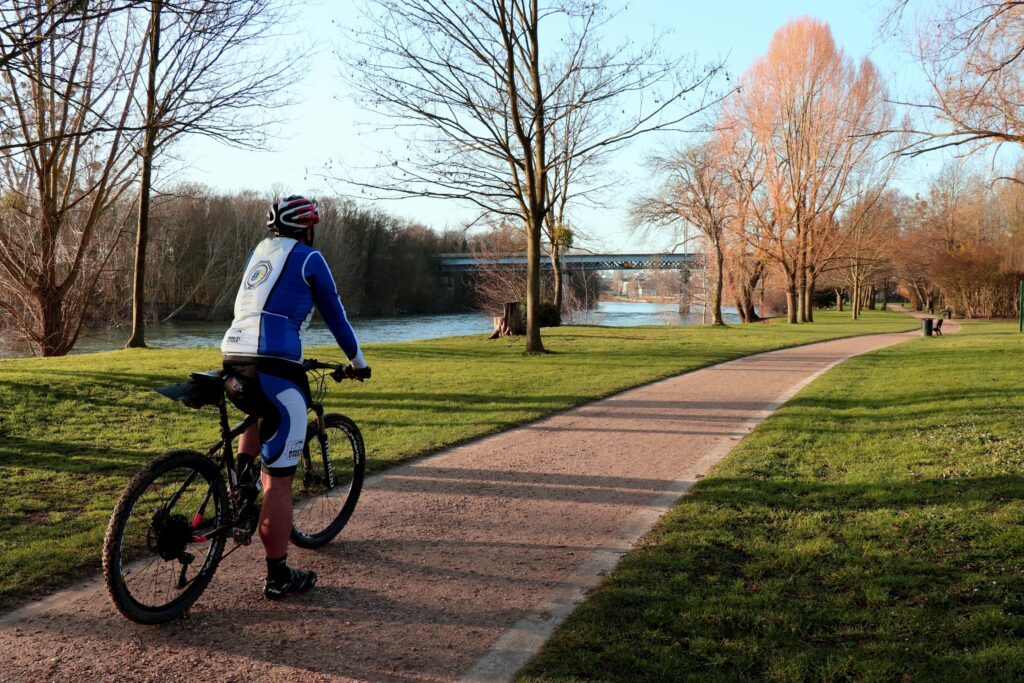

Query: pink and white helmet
[267,195,320,236]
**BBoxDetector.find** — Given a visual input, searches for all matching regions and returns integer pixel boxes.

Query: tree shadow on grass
[0,437,158,475]
[548,471,1024,681]
[693,474,1024,513]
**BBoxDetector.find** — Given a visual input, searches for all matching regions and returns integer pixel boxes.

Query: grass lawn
[518,320,1024,682]
[0,309,915,609]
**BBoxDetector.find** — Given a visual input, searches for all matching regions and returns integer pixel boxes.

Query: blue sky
[174,0,948,252]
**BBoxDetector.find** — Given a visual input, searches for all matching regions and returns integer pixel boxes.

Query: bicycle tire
[291,413,365,548]
[103,450,227,624]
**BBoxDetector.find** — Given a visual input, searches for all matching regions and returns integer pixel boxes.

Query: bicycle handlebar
[302,358,343,372]
[302,358,347,381]
[303,358,368,382]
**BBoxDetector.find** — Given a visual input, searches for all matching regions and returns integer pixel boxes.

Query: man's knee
[262,466,295,492]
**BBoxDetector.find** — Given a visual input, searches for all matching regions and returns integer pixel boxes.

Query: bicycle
[102,359,365,624]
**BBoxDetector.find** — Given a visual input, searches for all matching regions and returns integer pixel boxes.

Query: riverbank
[0,310,916,609]
[0,301,741,358]
[519,320,1024,681]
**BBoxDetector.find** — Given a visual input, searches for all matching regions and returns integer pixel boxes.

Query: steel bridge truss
[438,253,698,272]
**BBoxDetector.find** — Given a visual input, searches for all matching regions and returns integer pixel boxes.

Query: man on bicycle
[220,194,370,600]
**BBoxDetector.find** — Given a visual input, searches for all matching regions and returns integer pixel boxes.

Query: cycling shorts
[222,359,311,476]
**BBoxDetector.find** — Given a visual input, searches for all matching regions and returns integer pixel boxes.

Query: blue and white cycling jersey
[221,236,366,367]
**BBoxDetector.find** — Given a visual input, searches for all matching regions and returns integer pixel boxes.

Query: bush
[537,301,561,327]
[933,245,1022,318]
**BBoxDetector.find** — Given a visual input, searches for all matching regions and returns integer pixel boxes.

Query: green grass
[518,320,1024,683]
[0,309,915,609]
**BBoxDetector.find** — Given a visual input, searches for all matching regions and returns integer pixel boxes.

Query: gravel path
[0,323,945,682]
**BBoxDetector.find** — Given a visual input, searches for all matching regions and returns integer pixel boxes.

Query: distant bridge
[438,252,699,273]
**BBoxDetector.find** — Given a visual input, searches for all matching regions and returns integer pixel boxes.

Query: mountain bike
[102,359,365,624]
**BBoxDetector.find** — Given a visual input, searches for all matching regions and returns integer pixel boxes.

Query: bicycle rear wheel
[291,413,365,548]
[103,450,227,624]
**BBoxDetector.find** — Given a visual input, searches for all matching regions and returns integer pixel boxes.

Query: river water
[0,302,740,358]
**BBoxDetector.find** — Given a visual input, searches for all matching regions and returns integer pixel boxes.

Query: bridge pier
[678,264,691,314]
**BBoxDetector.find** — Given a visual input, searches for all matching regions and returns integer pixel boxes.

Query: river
[0,301,740,358]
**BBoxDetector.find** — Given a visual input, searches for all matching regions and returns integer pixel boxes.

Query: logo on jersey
[245,260,273,290]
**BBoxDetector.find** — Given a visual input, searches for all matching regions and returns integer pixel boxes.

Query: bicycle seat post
[217,397,232,443]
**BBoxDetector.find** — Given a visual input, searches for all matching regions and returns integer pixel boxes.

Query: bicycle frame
[181,394,328,543]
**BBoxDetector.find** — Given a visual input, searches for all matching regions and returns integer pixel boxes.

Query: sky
[173,0,951,253]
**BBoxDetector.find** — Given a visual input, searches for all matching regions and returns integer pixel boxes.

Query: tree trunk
[711,241,724,326]
[911,283,924,311]
[866,284,876,310]
[804,276,815,322]
[785,275,798,324]
[743,299,760,322]
[490,301,525,338]
[794,278,802,323]
[550,243,563,319]
[525,214,544,353]
[835,288,843,312]
[126,0,162,349]
[35,288,67,357]
[881,283,889,311]
[796,221,808,323]
[738,268,762,323]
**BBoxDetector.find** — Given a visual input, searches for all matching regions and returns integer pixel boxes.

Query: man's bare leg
[238,423,260,464]
[259,469,293,558]
[259,468,317,598]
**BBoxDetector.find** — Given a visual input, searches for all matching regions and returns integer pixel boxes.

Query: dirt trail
[0,322,946,682]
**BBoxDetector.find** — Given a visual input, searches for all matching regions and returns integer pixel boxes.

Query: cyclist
[220,194,370,600]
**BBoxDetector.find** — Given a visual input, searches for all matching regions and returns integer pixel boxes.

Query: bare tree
[0,1,143,70]
[632,142,732,325]
[840,192,900,319]
[0,1,144,355]
[882,1,1024,159]
[721,17,897,323]
[342,0,725,352]
[124,0,304,348]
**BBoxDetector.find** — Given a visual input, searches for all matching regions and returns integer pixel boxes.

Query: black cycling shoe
[263,567,317,600]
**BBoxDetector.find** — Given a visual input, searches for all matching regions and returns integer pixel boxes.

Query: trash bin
[922,318,933,336]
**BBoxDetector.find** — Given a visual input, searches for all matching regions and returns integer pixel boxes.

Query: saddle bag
[154,370,225,409]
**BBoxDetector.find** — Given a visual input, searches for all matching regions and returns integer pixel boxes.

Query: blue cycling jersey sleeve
[302,250,367,367]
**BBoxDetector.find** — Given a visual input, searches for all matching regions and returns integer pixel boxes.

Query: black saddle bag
[155,370,225,409]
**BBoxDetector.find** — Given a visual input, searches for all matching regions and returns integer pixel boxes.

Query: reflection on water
[0,301,740,358]
[577,301,740,327]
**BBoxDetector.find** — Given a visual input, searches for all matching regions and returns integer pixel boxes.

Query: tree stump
[489,301,524,338]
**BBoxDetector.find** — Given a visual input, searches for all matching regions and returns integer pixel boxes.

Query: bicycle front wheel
[291,413,365,548]
[103,450,227,624]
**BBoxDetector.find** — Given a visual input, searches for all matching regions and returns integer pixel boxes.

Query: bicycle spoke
[115,460,224,612]
[291,418,364,546]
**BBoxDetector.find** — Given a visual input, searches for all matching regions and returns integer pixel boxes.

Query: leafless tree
[0,1,143,70]
[0,1,144,355]
[124,0,305,348]
[880,1,1024,160]
[342,0,726,352]
[840,192,900,319]
[720,18,897,323]
[632,142,732,325]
